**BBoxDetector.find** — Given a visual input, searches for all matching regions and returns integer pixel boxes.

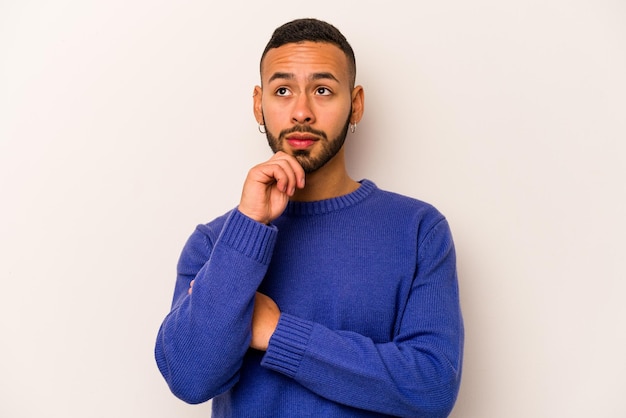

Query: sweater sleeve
[261,218,464,418]
[155,209,278,404]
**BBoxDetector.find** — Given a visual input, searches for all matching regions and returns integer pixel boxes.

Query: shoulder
[195,210,234,241]
[176,209,235,275]
[364,180,446,225]
[361,181,453,249]
[374,185,456,265]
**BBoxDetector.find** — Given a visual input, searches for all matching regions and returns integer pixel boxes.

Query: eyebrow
[267,72,340,84]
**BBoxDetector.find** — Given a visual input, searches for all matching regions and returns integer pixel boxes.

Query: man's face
[254,42,354,173]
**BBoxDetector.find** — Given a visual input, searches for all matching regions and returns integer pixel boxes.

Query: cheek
[319,104,351,129]
[261,101,287,126]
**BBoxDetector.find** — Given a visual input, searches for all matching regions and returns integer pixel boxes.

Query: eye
[275,87,291,97]
[315,87,332,96]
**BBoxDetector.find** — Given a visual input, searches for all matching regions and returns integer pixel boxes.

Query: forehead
[261,41,349,84]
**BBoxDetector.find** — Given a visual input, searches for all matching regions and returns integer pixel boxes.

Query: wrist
[238,207,270,225]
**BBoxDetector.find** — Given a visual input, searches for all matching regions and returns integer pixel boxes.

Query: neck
[292,148,359,202]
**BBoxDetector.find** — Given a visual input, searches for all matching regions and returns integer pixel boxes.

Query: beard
[265,115,351,174]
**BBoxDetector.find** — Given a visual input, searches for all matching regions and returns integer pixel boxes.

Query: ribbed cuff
[219,209,277,265]
[261,314,314,378]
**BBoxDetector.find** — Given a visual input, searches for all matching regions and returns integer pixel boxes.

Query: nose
[291,93,315,124]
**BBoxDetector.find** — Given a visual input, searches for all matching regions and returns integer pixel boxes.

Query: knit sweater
[155,180,464,417]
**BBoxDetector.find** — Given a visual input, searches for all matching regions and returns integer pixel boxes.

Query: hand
[239,151,305,224]
[250,292,280,351]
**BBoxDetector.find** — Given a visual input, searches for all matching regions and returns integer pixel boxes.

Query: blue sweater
[155,180,464,417]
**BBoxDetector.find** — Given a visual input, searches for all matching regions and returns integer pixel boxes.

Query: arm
[154,210,277,403]
[261,219,464,417]
[154,152,305,403]
[186,285,279,352]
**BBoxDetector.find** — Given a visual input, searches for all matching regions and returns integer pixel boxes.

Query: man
[155,18,463,417]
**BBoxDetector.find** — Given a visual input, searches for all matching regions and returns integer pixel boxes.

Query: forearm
[262,313,462,418]
[155,210,278,403]
[155,283,254,403]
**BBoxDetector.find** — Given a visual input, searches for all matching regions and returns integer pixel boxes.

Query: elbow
[411,368,462,418]
[398,356,462,418]
[154,340,229,405]
[420,392,459,418]
[168,381,214,405]
[404,388,459,418]
[168,373,238,405]
[158,361,234,405]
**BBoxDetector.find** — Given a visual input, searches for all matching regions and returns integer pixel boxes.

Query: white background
[1,1,625,417]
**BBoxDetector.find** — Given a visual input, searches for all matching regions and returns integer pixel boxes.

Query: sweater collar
[283,179,376,216]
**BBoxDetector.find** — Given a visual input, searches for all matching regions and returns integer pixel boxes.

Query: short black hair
[260,18,357,88]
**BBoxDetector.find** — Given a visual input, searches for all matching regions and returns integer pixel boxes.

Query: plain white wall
[1,1,624,417]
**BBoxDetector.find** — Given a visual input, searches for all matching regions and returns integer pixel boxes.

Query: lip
[285,134,318,149]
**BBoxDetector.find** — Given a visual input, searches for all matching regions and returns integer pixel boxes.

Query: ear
[253,85,264,124]
[350,85,365,124]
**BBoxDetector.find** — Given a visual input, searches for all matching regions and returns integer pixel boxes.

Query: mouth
[285,134,318,150]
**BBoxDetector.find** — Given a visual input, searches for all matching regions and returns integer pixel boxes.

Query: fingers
[257,152,305,196]
[249,151,304,197]
[274,151,306,190]
[239,152,306,224]
[188,279,195,295]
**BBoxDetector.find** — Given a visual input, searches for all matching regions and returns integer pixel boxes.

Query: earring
[350,123,357,134]
[258,124,266,134]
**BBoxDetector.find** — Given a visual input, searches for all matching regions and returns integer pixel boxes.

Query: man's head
[253,19,364,174]
[260,18,357,90]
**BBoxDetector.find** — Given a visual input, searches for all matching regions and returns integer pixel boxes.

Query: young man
[155,18,464,417]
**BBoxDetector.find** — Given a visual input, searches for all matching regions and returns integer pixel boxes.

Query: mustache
[279,125,328,141]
